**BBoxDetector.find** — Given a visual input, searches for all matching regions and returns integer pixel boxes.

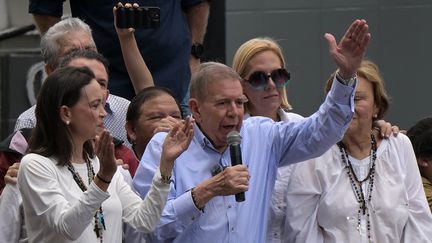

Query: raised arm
[121,118,194,232]
[184,1,210,75]
[29,0,63,34]
[113,3,154,94]
[325,19,371,79]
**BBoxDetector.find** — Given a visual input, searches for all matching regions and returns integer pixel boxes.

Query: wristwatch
[191,43,204,59]
[336,71,357,86]
[160,173,172,184]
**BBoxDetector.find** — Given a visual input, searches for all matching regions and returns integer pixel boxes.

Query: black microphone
[227,131,245,202]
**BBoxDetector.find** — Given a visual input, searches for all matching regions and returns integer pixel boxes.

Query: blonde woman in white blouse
[284,60,432,243]
[18,66,194,243]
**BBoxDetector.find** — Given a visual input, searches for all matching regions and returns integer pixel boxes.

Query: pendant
[97,210,106,230]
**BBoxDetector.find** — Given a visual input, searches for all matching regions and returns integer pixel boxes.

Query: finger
[133,3,139,8]
[324,33,337,54]
[4,175,17,185]
[391,126,400,136]
[356,22,369,44]
[350,19,365,41]
[122,164,130,170]
[117,2,124,8]
[343,19,360,39]
[116,159,124,165]
[124,3,133,8]
[167,122,181,138]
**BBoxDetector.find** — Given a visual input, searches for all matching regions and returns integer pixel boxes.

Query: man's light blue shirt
[132,78,356,243]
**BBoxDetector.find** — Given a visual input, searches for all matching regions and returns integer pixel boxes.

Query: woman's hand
[325,19,371,79]
[113,2,138,37]
[95,130,117,182]
[159,117,195,176]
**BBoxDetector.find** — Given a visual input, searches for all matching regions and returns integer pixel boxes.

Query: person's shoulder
[243,116,274,126]
[17,105,36,119]
[108,94,130,105]
[20,153,55,171]
[280,110,304,122]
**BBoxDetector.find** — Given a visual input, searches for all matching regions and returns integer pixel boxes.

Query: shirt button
[228,205,232,209]
[231,227,234,231]
[191,216,196,220]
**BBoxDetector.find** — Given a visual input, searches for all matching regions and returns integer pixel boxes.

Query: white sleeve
[399,135,432,242]
[17,154,110,241]
[284,159,324,243]
[119,168,170,233]
[0,184,23,243]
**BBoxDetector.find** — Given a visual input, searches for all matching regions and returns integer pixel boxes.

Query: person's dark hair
[407,117,432,160]
[126,87,182,142]
[28,66,96,166]
[59,49,109,75]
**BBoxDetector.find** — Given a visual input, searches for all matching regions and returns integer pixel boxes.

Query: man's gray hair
[190,62,241,101]
[41,17,96,68]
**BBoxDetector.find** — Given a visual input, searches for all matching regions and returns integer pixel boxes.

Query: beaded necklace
[337,133,377,241]
[67,160,106,242]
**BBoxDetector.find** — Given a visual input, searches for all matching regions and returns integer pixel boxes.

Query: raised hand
[153,116,183,136]
[94,129,117,181]
[325,19,371,78]
[160,117,195,164]
[113,2,138,37]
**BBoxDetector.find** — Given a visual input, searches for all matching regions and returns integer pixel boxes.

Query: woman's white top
[284,134,432,243]
[18,153,170,243]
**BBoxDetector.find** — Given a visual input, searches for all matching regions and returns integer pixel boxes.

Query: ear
[125,121,137,143]
[373,104,380,119]
[45,64,55,75]
[59,105,72,125]
[189,98,202,123]
[105,89,110,103]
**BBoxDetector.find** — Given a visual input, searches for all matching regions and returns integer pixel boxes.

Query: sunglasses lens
[271,69,290,88]
[248,71,268,89]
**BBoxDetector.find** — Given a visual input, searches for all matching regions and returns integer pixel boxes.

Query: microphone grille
[227,131,242,145]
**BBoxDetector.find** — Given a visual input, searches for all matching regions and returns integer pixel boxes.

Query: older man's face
[57,30,97,63]
[193,78,245,151]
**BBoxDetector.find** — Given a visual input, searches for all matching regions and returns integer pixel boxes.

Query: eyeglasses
[244,68,290,91]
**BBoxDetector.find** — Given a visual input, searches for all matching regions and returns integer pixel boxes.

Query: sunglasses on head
[244,68,290,91]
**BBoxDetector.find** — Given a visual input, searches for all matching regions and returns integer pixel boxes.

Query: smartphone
[116,6,160,29]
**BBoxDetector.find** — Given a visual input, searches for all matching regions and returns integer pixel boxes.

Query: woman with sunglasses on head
[17,66,194,243]
[284,60,432,243]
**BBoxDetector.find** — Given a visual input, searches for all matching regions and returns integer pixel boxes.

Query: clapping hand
[159,117,195,175]
[161,117,194,163]
[325,19,371,79]
[95,129,117,181]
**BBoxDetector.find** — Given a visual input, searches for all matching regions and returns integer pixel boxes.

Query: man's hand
[325,19,371,79]
[191,165,250,209]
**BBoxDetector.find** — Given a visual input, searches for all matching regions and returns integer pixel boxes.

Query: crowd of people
[0,1,431,243]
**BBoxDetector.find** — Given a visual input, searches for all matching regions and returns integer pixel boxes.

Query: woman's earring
[66,120,70,125]
[373,114,378,118]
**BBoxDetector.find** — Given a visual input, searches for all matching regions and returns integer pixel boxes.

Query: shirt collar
[193,122,219,153]
[104,95,113,115]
